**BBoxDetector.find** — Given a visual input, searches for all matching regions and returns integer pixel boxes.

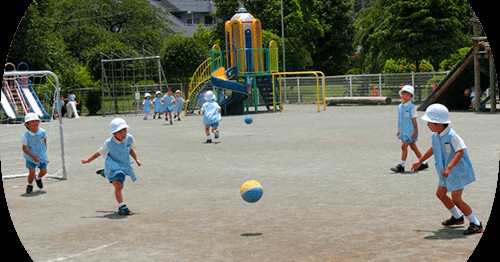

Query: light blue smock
[431,127,475,192]
[153,97,163,113]
[397,102,418,143]
[202,100,221,126]
[22,128,48,167]
[175,97,184,113]
[104,134,137,182]
[142,99,152,114]
[163,95,174,112]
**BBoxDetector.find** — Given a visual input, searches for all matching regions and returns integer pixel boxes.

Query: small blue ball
[244,115,253,125]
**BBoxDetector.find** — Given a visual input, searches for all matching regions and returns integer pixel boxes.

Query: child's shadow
[414,226,467,240]
[21,190,46,197]
[82,210,136,220]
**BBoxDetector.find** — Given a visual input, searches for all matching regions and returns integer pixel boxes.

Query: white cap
[175,90,181,94]
[155,90,161,95]
[421,103,451,124]
[204,91,215,101]
[399,85,414,97]
[24,112,40,123]
[144,92,151,98]
[109,118,129,134]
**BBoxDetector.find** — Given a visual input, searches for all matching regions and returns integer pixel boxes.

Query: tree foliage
[354,0,473,73]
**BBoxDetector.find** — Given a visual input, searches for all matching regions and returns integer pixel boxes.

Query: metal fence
[280,71,450,104]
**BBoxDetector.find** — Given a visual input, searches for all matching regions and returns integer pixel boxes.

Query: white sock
[466,212,480,226]
[35,175,40,181]
[449,206,462,219]
[207,135,211,140]
[400,160,406,167]
[118,202,126,208]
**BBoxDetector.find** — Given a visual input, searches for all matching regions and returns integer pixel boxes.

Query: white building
[151,0,217,36]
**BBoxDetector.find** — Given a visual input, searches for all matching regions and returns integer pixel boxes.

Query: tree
[355,0,473,73]
[160,34,209,83]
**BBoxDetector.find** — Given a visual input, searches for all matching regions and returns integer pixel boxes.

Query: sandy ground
[1,104,499,261]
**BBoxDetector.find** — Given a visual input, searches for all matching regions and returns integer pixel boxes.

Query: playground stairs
[256,76,275,111]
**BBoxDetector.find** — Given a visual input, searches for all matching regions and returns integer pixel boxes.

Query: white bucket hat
[24,112,40,123]
[144,92,151,98]
[109,117,129,134]
[155,90,162,95]
[421,103,451,124]
[399,85,414,97]
[204,91,215,101]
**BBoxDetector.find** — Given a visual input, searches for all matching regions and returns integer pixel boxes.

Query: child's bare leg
[205,126,210,136]
[409,143,423,158]
[436,186,454,209]
[38,169,47,179]
[112,180,124,204]
[451,190,472,216]
[401,143,409,161]
[27,168,36,184]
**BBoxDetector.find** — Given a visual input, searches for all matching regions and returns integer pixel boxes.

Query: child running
[411,104,482,235]
[162,89,174,125]
[173,90,186,121]
[21,113,48,194]
[140,93,152,120]
[152,91,163,119]
[200,91,221,143]
[391,85,428,173]
[81,118,142,215]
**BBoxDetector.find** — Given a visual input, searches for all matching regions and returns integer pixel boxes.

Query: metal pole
[280,0,286,87]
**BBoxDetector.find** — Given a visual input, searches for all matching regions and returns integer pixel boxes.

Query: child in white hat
[152,90,163,119]
[140,93,152,120]
[21,113,48,194]
[411,104,482,235]
[81,118,142,215]
[391,85,428,173]
[200,91,221,143]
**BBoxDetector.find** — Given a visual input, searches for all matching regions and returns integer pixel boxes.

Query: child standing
[411,104,482,235]
[21,113,48,194]
[200,91,221,143]
[81,118,142,215]
[174,90,186,121]
[140,93,152,120]
[162,89,174,125]
[391,85,428,173]
[152,91,163,119]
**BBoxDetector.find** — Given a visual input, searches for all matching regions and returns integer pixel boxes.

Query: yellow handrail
[271,71,326,112]
[185,57,213,114]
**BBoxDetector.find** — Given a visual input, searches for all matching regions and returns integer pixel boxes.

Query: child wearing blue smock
[200,91,221,143]
[391,85,428,173]
[411,104,482,235]
[81,118,142,216]
[152,91,163,119]
[140,93,152,120]
[174,90,187,121]
[21,113,48,194]
[162,89,175,124]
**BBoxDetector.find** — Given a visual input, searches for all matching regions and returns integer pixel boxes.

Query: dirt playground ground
[1,104,499,261]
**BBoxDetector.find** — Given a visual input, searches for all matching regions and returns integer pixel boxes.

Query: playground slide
[210,67,249,115]
[19,77,51,119]
[211,67,248,94]
[1,88,18,119]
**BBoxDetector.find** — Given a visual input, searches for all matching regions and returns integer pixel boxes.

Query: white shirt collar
[438,125,451,137]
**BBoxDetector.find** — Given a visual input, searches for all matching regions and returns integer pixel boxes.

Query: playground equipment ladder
[3,77,30,116]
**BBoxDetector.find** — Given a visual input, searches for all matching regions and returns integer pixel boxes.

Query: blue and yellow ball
[240,180,263,203]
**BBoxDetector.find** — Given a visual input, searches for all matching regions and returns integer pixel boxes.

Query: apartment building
[151,0,217,36]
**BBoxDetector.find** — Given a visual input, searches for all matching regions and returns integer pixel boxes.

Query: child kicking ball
[81,118,142,215]
[411,104,482,235]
